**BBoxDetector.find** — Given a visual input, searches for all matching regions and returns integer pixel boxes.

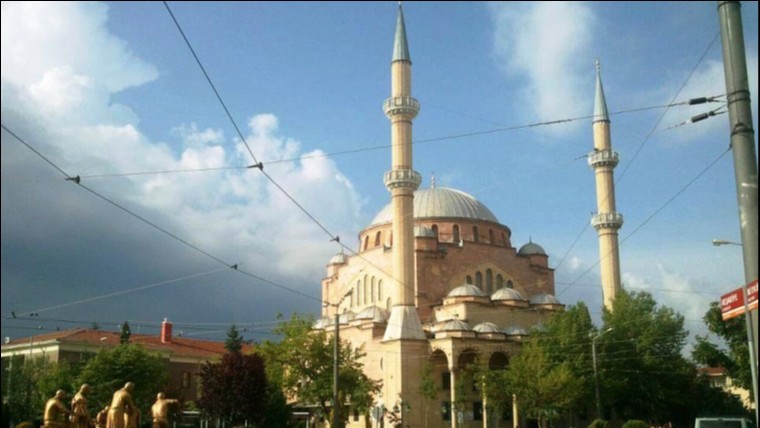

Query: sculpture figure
[106,382,135,428]
[44,390,71,428]
[70,384,92,428]
[95,406,110,428]
[151,393,180,428]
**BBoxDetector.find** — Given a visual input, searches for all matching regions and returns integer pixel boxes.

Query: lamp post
[591,327,613,420]
[713,238,758,425]
[326,290,352,428]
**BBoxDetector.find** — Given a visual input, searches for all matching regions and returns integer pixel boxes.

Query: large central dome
[369,187,499,227]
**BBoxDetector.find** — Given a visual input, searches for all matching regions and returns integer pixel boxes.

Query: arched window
[453,225,460,243]
[432,224,439,239]
[364,275,369,304]
[356,280,361,304]
[486,269,493,294]
[466,275,473,284]
[489,229,494,245]
[363,236,369,251]
[496,274,504,290]
[502,233,507,247]
[371,277,375,302]
[507,280,514,289]
[389,232,393,246]
[375,231,381,247]
[473,226,479,243]
[386,298,392,311]
[476,272,483,289]
[378,280,383,301]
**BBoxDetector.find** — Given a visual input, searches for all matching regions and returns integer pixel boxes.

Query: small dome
[491,288,527,301]
[473,322,501,333]
[355,306,389,323]
[447,284,486,298]
[518,241,546,256]
[504,325,528,336]
[338,311,356,324]
[530,293,561,305]
[441,319,472,331]
[414,226,437,238]
[312,317,330,330]
[329,253,348,265]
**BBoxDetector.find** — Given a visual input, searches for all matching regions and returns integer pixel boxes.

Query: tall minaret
[588,60,623,311]
[382,3,424,341]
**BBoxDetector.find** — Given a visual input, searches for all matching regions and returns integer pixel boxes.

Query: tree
[601,290,693,424]
[197,352,269,426]
[77,344,170,413]
[693,301,752,394]
[224,324,244,354]
[2,355,77,425]
[119,322,131,345]
[418,363,438,428]
[258,313,381,427]
[505,339,583,428]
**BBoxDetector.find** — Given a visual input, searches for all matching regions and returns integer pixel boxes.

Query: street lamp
[713,238,758,426]
[326,290,352,428]
[591,327,613,420]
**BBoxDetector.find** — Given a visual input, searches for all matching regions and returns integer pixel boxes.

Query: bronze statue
[150,393,180,428]
[95,406,110,428]
[123,408,140,428]
[44,390,71,428]
[70,384,92,428]
[106,382,136,428]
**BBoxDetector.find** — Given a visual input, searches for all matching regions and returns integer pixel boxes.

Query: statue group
[43,383,179,428]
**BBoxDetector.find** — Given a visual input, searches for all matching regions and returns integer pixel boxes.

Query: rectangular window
[442,402,451,421]
[442,372,451,390]
[474,402,483,421]
[353,408,359,422]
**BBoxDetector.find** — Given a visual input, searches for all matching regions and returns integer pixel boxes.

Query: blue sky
[1,1,757,344]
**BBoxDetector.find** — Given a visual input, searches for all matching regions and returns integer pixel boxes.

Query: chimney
[161,318,173,343]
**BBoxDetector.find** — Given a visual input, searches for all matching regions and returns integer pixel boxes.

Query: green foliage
[692,301,752,394]
[505,339,583,426]
[622,420,648,428]
[601,290,694,424]
[261,385,292,428]
[196,352,270,426]
[119,322,131,345]
[588,419,608,428]
[224,324,244,354]
[418,362,438,428]
[258,313,381,427]
[2,356,77,424]
[77,344,170,412]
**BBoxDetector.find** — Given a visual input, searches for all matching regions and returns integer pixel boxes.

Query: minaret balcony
[384,169,421,191]
[383,95,420,119]
[587,149,619,168]
[591,212,624,230]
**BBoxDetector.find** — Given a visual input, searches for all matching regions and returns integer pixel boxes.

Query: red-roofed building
[0,319,252,402]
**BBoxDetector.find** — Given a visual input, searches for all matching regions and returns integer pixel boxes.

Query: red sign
[721,279,759,321]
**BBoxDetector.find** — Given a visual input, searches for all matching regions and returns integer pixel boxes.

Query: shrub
[589,419,609,428]
[622,420,648,428]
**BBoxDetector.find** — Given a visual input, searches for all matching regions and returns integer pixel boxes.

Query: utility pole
[591,328,612,420]
[717,2,758,425]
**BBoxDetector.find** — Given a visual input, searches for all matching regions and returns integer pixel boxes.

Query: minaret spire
[594,59,609,123]
[392,3,411,63]
[383,2,424,341]
[588,60,623,311]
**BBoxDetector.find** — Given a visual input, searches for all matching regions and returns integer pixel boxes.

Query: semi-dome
[312,317,330,330]
[369,187,499,227]
[355,306,389,323]
[518,241,546,256]
[530,293,561,305]
[491,288,527,301]
[473,322,501,333]
[338,311,356,324]
[447,283,486,298]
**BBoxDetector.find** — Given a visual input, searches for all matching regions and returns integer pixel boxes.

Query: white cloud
[489,2,595,129]
[0,1,364,294]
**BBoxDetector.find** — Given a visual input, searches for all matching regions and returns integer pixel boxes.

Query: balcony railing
[383,95,420,119]
[384,169,422,191]
[587,149,620,168]
[591,212,624,230]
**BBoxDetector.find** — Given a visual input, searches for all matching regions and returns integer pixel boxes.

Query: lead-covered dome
[369,187,499,227]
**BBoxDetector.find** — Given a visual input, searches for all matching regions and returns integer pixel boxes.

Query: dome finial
[430,173,436,189]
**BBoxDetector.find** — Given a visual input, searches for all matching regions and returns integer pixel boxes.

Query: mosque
[314,4,622,428]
